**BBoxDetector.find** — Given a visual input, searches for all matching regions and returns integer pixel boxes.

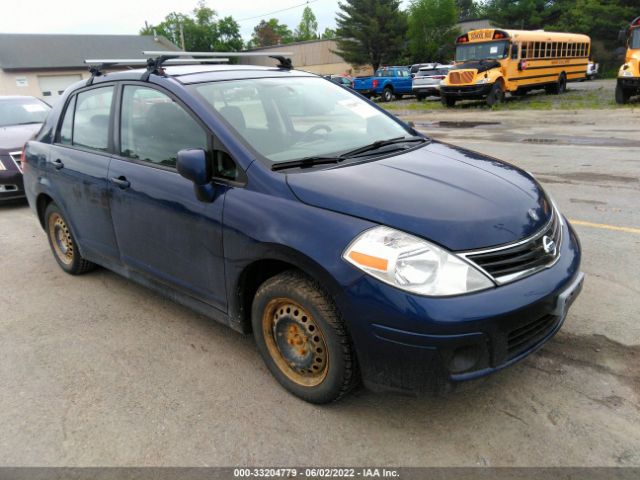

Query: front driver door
[107,83,227,311]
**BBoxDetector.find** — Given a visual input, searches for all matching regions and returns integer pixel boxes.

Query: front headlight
[475,78,489,84]
[343,226,494,296]
[0,159,6,171]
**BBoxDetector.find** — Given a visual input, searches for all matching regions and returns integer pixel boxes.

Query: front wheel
[486,82,505,106]
[615,82,631,104]
[252,271,358,403]
[441,95,456,107]
[45,203,96,275]
[381,87,394,102]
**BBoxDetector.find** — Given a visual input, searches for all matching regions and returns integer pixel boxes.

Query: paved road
[0,106,638,467]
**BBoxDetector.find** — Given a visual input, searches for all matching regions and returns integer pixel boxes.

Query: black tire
[252,270,358,404]
[486,82,505,106]
[381,87,394,102]
[441,95,456,107]
[547,73,567,95]
[615,82,631,105]
[44,203,96,275]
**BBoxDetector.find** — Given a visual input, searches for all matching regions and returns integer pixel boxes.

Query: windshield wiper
[271,156,343,171]
[271,136,427,171]
[338,135,427,158]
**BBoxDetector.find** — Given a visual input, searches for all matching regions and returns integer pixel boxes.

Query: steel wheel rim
[48,212,74,265]
[262,298,329,387]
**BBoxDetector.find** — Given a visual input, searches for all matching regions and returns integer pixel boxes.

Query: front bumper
[337,218,583,394]
[0,156,25,201]
[413,85,440,92]
[441,83,493,99]
[618,77,640,89]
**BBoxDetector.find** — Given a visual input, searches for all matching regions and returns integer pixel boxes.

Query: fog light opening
[449,344,482,373]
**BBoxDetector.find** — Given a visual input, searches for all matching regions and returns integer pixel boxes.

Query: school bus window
[511,44,519,59]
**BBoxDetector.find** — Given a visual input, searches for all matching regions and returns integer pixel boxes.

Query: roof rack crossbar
[142,51,294,70]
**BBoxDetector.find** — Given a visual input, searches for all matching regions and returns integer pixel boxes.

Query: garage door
[37,74,83,99]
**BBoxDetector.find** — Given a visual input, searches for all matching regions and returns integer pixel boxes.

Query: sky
[0,0,348,42]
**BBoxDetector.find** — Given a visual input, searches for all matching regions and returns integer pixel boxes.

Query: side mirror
[618,29,627,44]
[177,148,215,202]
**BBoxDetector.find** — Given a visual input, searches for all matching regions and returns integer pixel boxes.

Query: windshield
[455,40,509,62]
[191,77,412,163]
[631,28,640,49]
[0,98,50,127]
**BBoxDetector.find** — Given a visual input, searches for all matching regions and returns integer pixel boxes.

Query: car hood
[285,141,552,251]
[0,124,42,152]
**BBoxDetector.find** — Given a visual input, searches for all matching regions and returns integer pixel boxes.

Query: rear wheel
[441,95,456,107]
[381,87,394,102]
[45,203,96,275]
[252,271,358,404]
[486,82,505,106]
[547,73,567,95]
[615,82,631,104]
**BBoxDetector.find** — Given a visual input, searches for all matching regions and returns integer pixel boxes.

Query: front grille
[9,151,22,172]
[449,71,475,84]
[506,314,558,359]
[464,210,562,284]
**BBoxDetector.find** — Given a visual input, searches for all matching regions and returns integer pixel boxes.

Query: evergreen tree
[335,0,408,71]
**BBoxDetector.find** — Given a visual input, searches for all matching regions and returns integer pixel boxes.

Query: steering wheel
[298,124,332,143]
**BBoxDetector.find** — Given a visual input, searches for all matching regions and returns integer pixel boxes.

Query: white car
[412,65,453,99]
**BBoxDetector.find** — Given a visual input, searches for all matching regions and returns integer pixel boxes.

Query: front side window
[455,40,509,62]
[191,77,411,165]
[631,29,640,49]
[73,86,113,151]
[120,85,207,168]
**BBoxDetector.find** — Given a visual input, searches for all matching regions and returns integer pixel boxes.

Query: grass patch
[381,86,638,112]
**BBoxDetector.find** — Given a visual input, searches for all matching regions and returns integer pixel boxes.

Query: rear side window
[120,85,207,169]
[73,87,114,151]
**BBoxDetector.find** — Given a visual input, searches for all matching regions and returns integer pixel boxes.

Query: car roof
[88,64,317,86]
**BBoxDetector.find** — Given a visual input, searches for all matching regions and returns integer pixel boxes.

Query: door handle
[110,176,130,189]
[52,159,64,170]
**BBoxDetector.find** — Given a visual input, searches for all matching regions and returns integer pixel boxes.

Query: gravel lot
[1,81,639,467]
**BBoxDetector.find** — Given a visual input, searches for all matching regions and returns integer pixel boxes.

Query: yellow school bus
[616,16,640,104]
[440,29,591,107]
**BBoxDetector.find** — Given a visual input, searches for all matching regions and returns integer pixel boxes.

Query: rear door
[396,69,413,93]
[107,83,228,310]
[48,85,120,261]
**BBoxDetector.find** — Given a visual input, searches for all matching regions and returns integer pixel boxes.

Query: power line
[236,0,321,23]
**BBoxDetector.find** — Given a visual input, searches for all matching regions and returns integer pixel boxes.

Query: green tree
[295,6,319,41]
[249,19,294,47]
[408,0,460,62]
[321,27,337,39]
[456,0,480,21]
[140,1,242,52]
[215,16,244,51]
[335,0,408,71]
[483,0,563,30]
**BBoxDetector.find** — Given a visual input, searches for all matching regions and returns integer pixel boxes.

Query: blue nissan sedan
[22,56,583,403]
